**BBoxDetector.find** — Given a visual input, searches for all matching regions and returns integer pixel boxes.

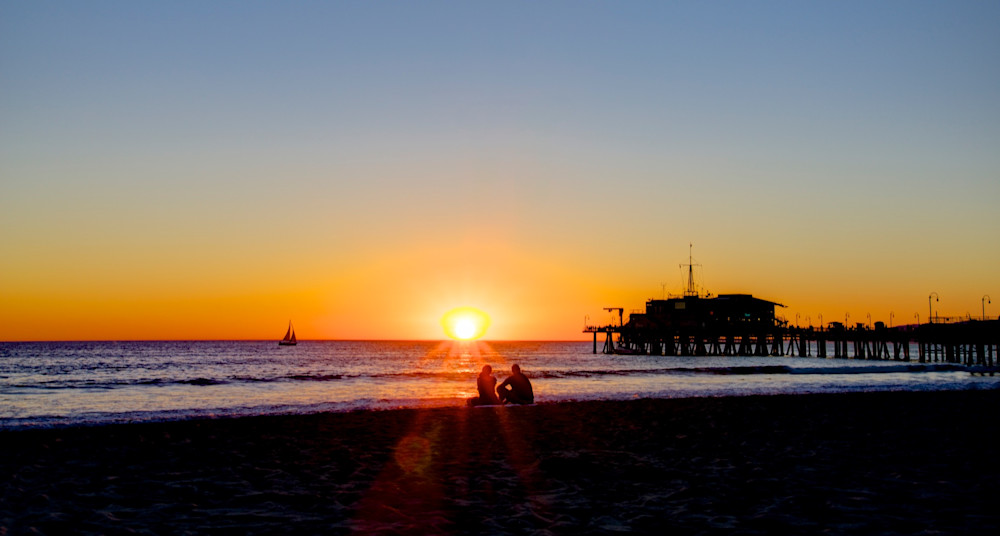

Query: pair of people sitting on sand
[468,364,534,406]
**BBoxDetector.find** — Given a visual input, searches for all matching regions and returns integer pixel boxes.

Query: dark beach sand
[3,391,999,535]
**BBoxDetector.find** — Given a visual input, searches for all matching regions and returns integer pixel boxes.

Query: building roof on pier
[713,294,786,308]
[644,293,786,308]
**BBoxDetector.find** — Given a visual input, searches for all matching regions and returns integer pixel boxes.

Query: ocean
[2,340,998,429]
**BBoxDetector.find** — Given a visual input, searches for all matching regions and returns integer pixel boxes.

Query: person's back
[497,364,533,404]
[508,372,533,401]
[470,365,500,406]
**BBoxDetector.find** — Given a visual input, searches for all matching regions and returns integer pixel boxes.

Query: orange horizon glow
[1,255,996,342]
[0,233,996,342]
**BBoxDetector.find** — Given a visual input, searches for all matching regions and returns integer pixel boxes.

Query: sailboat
[279,321,297,346]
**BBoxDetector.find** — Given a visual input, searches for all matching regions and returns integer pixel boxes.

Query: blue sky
[2,1,998,339]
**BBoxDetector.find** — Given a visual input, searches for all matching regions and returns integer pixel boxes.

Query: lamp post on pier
[984,295,992,320]
[928,292,939,323]
[889,312,894,328]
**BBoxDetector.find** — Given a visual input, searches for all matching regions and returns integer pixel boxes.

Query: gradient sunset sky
[2,1,998,341]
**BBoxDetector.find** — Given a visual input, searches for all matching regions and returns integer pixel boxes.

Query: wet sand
[2,390,999,535]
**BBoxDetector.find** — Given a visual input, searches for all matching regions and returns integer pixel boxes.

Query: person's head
[481,364,492,375]
[511,364,520,374]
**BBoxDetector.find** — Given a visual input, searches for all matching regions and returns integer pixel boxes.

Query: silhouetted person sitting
[467,364,501,406]
[497,364,534,405]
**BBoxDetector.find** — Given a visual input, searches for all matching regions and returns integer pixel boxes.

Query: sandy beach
[2,390,999,535]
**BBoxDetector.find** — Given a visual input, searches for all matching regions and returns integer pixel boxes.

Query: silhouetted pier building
[639,293,783,328]
[588,248,998,367]
[586,295,1000,368]
[589,293,788,357]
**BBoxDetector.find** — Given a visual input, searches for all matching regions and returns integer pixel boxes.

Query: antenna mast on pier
[680,243,701,297]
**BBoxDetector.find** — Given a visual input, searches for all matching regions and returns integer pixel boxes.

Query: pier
[588,249,999,366]
[585,319,1000,367]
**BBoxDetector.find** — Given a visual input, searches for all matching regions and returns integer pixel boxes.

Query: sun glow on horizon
[441,307,491,340]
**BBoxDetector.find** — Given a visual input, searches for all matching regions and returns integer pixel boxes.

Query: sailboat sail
[279,321,297,346]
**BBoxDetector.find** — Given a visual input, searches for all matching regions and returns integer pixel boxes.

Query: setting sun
[441,307,490,340]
